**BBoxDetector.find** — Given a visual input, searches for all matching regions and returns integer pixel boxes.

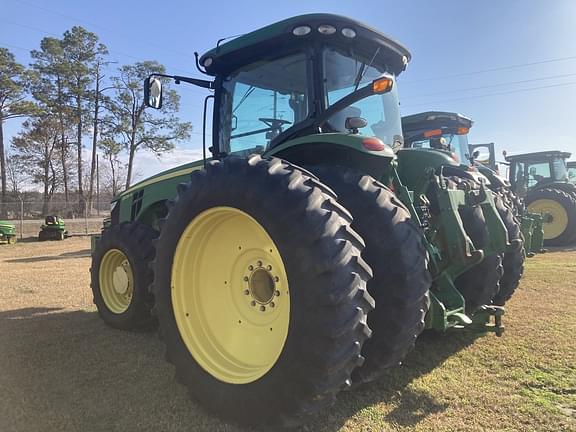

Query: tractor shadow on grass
[6,249,91,263]
[0,306,480,432]
[0,307,248,432]
[304,330,481,431]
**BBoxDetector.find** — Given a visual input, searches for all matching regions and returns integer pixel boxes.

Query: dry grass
[0,239,574,432]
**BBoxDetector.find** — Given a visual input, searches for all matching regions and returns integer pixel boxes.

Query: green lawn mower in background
[0,221,17,244]
[90,14,515,427]
[38,215,67,241]
[400,111,523,309]
[505,151,576,246]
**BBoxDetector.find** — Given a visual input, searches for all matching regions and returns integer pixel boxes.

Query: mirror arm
[148,73,214,90]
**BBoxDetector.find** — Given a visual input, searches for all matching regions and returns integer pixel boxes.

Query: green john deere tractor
[568,161,576,184]
[91,15,512,427]
[468,142,546,256]
[401,111,523,308]
[0,220,17,244]
[38,215,67,241]
[506,151,576,246]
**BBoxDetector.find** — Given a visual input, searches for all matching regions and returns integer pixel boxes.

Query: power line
[402,72,576,99]
[402,81,576,108]
[3,20,198,77]
[402,55,576,84]
[13,0,196,59]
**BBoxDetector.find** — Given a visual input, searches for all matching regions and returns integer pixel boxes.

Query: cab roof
[199,14,411,77]
[505,150,572,162]
[402,111,473,133]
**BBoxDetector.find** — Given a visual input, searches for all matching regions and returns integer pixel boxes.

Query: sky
[2,0,576,182]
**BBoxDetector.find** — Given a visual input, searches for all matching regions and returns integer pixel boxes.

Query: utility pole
[96,153,100,216]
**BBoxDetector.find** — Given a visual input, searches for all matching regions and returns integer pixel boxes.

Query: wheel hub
[112,262,130,295]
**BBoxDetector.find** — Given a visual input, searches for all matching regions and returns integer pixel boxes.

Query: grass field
[0,238,574,431]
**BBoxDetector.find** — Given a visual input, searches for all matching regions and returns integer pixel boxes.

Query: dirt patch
[0,240,574,431]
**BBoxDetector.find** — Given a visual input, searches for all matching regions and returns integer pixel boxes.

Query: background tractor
[469,142,546,256]
[0,221,17,244]
[568,160,576,184]
[90,15,512,427]
[505,151,576,246]
[401,111,525,307]
[38,215,67,241]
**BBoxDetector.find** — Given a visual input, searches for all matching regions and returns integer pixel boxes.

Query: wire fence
[0,199,109,238]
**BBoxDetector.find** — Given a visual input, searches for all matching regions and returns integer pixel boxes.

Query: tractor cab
[568,161,576,184]
[401,111,472,164]
[145,14,410,179]
[505,151,572,197]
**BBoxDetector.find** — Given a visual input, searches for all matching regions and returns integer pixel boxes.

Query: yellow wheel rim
[99,249,134,314]
[171,207,290,384]
[528,199,569,240]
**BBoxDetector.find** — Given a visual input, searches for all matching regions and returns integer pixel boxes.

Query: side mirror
[472,150,480,159]
[144,77,163,109]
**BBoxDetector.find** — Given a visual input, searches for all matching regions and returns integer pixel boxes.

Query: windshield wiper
[233,86,255,113]
[353,47,381,91]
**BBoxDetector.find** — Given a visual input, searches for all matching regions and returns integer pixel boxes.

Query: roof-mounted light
[318,24,337,35]
[203,57,213,68]
[292,25,311,36]
[341,27,356,38]
[457,127,470,135]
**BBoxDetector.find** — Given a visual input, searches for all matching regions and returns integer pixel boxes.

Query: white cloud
[128,148,204,183]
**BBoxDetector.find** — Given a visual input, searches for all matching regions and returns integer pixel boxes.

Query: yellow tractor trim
[99,249,134,313]
[171,206,290,384]
[528,198,569,240]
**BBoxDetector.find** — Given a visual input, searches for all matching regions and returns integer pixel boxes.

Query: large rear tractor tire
[310,166,430,384]
[152,156,374,428]
[492,195,525,306]
[91,221,158,331]
[526,188,576,246]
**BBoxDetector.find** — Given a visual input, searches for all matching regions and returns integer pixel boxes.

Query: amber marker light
[457,127,470,135]
[372,77,393,94]
[423,129,442,138]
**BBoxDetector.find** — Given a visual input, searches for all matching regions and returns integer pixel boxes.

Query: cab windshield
[218,46,402,155]
[323,47,402,149]
[551,157,568,181]
[410,132,469,163]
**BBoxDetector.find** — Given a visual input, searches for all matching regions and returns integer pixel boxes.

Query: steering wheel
[259,118,292,129]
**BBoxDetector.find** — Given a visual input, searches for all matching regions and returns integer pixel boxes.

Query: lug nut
[244,289,250,295]
[270,302,275,308]
[267,265,272,271]
[274,276,279,282]
[243,276,249,282]
[251,301,256,307]
[257,260,262,267]
[260,305,266,312]
[248,265,254,271]
[274,290,280,297]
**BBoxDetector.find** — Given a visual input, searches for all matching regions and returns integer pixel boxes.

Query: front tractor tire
[526,188,576,246]
[310,166,431,384]
[91,222,158,331]
[152,156,374,428]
